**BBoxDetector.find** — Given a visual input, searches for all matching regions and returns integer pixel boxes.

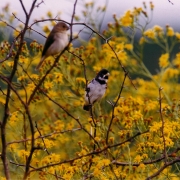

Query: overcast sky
[1,0,180,43]
[1,0,180,28]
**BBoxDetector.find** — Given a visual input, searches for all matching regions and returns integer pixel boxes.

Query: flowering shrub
[0,1,180,179]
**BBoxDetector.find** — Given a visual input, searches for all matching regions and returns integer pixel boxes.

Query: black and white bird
[83,69,110,111]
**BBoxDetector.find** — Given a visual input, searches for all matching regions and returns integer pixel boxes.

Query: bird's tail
[83,104,92,111]
[35,56,45,71]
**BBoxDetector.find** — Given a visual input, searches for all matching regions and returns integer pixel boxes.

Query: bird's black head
[95,69,110,84]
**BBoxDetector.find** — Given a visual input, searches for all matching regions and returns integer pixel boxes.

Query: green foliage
[0,1,180,180]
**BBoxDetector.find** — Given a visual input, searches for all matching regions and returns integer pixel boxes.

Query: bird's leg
[85,87,90,92]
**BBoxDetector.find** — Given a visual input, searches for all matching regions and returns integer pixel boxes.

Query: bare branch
[106,71,128,144]
[159,87,167,164]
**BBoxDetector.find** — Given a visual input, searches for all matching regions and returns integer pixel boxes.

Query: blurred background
[0,0,180,74]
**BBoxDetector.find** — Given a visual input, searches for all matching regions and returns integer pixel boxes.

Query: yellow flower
[173,53,180,67]
[120,10,133,27]
[47,90,57,97]
[13,29,20,37]
[175,32,180,40]
[54,72,63,84]
[48,167,55,174]
[7,61,14,68]
[49,153,61,162]
[102,159,110,166]
[54,120,64,131]
[150,122,162,133]
[43,25,50,34]
[0,97,5,105]
[117,51,127,64]
[43,139,55,148]
[139,37,146,45]
[44,81,53,89]
[132,110,143,121]
[17,75,27,82]
[18,150,30,162]
[133,7,142,16]
[124,44,133,50]
[31,74,39,80]
[19,57,29,64]
[159,53,169,68]
[150,2,154,10]
[94,136,101,142]
[144,29,155,39]
[138,163,145,170]
[134,155,143,163]
[76,77,86,84]
[8,144,17,152]
[116,43,124,51]
[9,111,20,125]
[162,68,179,81]
[27,82,35,92]
[153,25,163,32]
[167,27,174,36]
[47,11,53,18]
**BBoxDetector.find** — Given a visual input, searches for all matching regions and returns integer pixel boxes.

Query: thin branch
[7,128,82,145]
[19,0,28,17]
[106,71,128,145]
[27,131,147,174]
[159,87,167,164]
[146,158,180,180]
[35,122,50,155]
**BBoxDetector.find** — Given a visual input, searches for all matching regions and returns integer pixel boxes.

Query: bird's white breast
[48,32,68,55]
[85,79,107,104]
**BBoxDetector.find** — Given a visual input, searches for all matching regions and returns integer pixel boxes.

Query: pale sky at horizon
[1,0,180,28]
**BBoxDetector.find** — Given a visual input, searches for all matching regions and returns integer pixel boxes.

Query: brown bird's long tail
[35,56,45,71]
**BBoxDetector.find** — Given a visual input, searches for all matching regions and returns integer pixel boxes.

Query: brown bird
[36,22,69,70]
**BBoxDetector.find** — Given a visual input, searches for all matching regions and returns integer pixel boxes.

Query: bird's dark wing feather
[42,32,55,57]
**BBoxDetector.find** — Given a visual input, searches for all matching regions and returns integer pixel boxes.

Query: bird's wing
[42,32,55,57]
[86,79,95,98]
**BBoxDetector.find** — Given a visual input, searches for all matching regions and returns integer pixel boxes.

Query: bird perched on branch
[36,22,69,70]
[83,69,110,111]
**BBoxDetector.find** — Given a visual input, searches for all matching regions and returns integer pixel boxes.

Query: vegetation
[0,0,180,179]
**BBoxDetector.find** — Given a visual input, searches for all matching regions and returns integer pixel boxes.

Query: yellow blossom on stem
[134,155,143,163]
[175,32,180,40]
[54,120,64,131]
[153,25,163,32]
[159,53,169,68]
[124,44,133,50]
[44,81,53,89]
[139,37,146,45]
[31,74,39,80]
[144,29,155,39]
[173,53,180,67]
[54,72,63,84]
[6,61,14,68]
[19,56,29,64]
[27,82,35,92]
[167,27,174,37]
[17,75,27,82]
[120,10,133,27]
